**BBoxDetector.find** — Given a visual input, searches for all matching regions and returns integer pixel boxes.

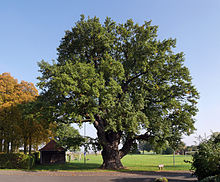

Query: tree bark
[93,116,134,169]
[101,146,123,169]
[93,117,125,169]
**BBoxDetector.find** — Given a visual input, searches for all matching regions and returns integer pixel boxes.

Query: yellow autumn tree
[0,73,53,154]
[0,73,27,153]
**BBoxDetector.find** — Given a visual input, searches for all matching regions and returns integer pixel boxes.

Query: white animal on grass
[158,164,164,170]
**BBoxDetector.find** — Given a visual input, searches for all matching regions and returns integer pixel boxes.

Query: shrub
[154,177,168,182]
[191,133,220,181]
[0,153,35,169]
[200,175,220,182]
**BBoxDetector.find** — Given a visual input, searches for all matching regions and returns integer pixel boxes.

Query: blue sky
[0,0,220,145]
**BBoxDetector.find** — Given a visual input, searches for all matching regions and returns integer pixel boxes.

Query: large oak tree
[37,15,199,169]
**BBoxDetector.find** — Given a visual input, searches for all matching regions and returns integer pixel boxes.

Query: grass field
[34,154,192,172]
[121,154,192,171]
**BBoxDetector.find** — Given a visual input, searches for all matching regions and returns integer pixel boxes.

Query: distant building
[39,140,66,164]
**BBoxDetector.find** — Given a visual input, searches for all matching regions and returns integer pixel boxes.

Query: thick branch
[119,137,134,159]
[122,71,148,92]
[119,132,151,159]
[135,132,151,140]
[93,115,107,145]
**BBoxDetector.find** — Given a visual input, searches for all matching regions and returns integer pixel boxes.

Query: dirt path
[0,170,197,181]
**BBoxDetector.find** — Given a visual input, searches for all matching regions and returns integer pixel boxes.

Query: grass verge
[33,154,192,172]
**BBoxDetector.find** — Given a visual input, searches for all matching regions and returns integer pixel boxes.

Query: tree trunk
[29,144,32,155]
[28,136,32,155]
[93,116,134,170]
[3,140,7,153]
[0,131,2,152]
[6,142,10,154]
[10,141,13,153]
[3,139,10,154]
[101,146,123,169]
[0,139,2,152]
[24,138,27,154]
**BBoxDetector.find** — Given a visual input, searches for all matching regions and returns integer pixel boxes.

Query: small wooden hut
[39,140,66,164]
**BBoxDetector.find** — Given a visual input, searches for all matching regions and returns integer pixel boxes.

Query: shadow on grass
[32,162,101,171]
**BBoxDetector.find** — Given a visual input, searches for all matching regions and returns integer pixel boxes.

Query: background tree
[38,16,199,169]
[0,73,38,153]
[0,73,19,152]
[176,141,186,155]
[162,146,174,155]
[129,141,141,154]
[18,100,55,154]
[54,123,84,151]
[0,72,52,154]
[185,145,197,155]
[139,141,153,154]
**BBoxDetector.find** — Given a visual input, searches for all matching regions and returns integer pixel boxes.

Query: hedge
[0,153,35,169]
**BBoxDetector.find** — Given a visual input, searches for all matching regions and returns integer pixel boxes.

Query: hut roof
[39,140,66,151]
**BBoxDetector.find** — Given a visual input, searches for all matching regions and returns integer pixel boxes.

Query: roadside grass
[33,154,192,172]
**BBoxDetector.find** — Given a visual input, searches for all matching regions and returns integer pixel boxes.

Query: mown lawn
[34,154,192,171]
[121,154,192,171]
